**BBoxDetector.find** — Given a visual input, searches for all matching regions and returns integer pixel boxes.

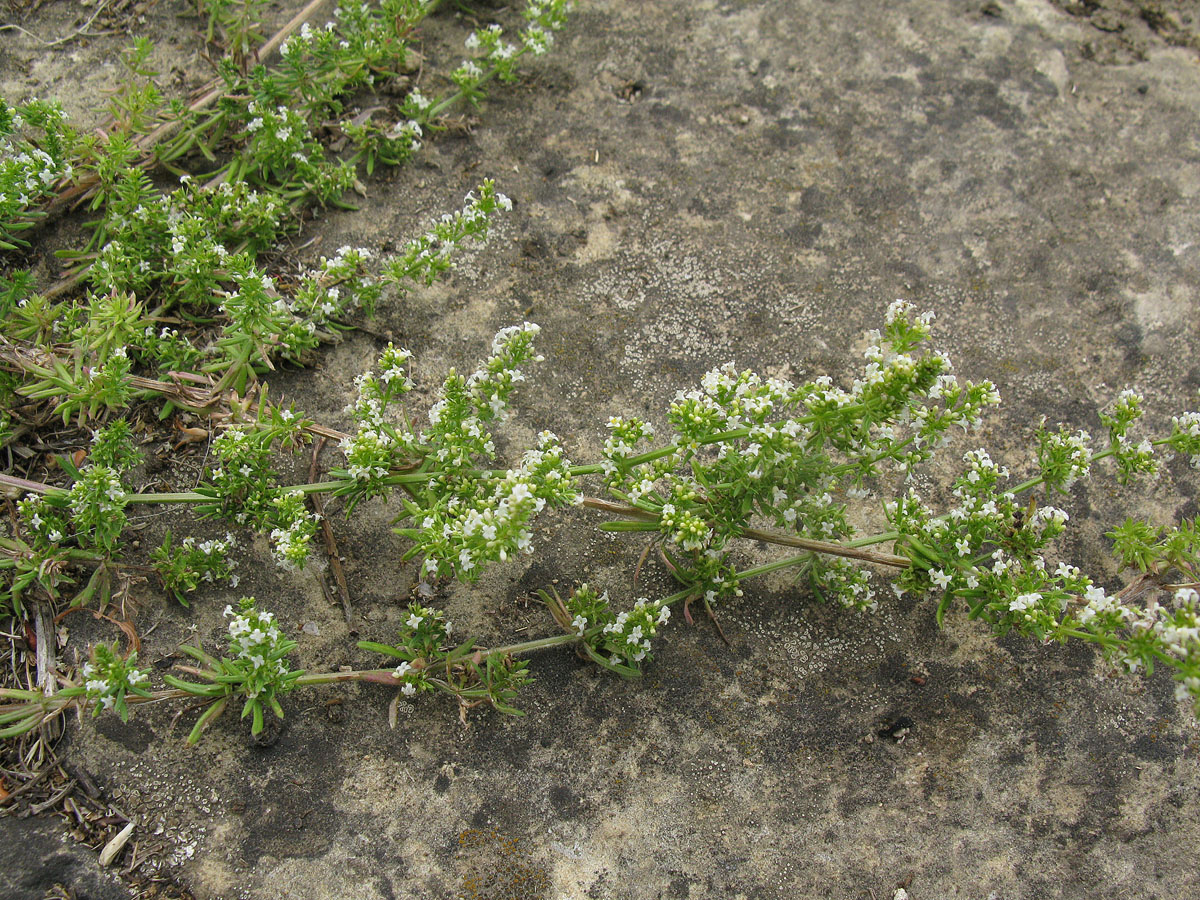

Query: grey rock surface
[4,0,1200,898]
[0,815,129,900]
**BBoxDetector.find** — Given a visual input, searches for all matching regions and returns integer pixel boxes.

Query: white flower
[1009,592,1041,613]
[1055,562,1080,579]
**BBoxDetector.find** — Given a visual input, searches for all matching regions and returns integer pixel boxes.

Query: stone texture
[0,815,129,900]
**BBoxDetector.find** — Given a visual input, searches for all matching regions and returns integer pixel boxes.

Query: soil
[3,1,1200,898]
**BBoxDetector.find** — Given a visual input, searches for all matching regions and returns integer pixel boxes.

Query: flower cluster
[260,0,424,120]
[1166,407,1200,469]
[406,429,578,580]
[223,597,298,701]
[152,530,238,604]
[880,425,1200,711]
[1098,389,1158,483]
[560,583,610,636]
[159,598,301,741]
[1157,588,1200,707]
[239,99,356,202]
[600,416,658,485]
[388,321,576,578]
[424,322,541,462]
[17,495,69,548]
[1071,584,1200,709]
[87,418,142,473]
[333,342,416,507]
[521,0,570,55]
[0,98,73,249]
[342,116,423,176]
[89,173,286,303]
[205,426,277,526]
[465,23,521,84]
[810,556,877,612]
[887,444,1078,627]
[80,642,152,722]
[269,490,320,571]
[185,0,564,195]
[335,321,578,577]
[1036,423,1092,492]
[558,585,670,674]
[383,181,512,290]
[600,598,671,665]
[658,490,711,552]
[448,0,571,106]
[387,603,454,697]
[67,465,129,554]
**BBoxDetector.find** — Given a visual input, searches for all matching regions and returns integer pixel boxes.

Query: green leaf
[580,642,641,680]
[186,696,229,745]
[1107,517,1163,572]
[442,639,476,664]
[0,713,42,738]
[0,705,41,725]
[490,702,525,716]
[356,640,411,660]
[177,643,220,667]
[598,521,659,532]
[56,453,83,482]
[162,674,226,697]
[935,590,954,628]
[248,699,264,735]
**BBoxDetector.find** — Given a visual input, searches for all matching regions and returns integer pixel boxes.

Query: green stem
[426,63,504,120]
[483,632,579,657]
[1005,445,1119,497]
[0,473,57,497]
[729,553,812,583]
[583,496,910,568]
[739,525,910,568]
[1055,627,1121,651]
[129,491,209,504]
